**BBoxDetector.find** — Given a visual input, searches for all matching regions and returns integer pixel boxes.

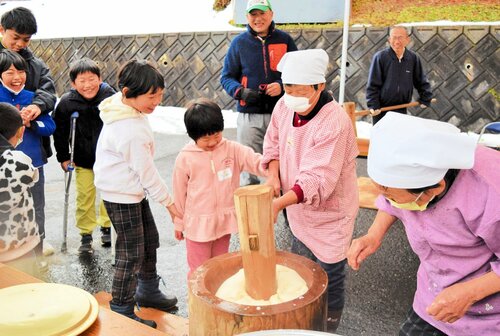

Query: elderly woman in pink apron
[262,49,359,333]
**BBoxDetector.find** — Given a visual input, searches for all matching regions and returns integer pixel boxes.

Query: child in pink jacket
[173,98,267,276]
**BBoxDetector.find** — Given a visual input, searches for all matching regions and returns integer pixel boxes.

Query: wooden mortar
[188,185,328,335]
[188,251,328,335]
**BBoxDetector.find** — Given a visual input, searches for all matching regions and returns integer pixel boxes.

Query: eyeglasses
[390,36,407,41]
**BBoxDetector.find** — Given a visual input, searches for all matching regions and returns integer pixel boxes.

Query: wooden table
[0,263,168,336]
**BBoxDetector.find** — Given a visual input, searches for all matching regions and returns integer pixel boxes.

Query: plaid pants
[104,198,160,305]
[399,308,447,336]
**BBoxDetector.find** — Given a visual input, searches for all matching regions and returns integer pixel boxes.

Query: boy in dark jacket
[53,58,116,254]
[0,7,57,157]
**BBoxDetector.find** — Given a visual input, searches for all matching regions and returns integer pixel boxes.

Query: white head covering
[367,112,477,189]
[277,49,328,85]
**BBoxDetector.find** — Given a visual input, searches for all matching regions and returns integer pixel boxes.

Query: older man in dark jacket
[366,26,433,124]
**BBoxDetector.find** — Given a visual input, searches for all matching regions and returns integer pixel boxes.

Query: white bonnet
[367,112,477,188]
[277,49,328,85]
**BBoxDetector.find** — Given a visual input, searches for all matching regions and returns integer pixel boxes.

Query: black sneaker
[78,234,93,254]
[100,227,111,247]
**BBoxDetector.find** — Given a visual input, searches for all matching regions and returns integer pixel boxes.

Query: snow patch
[149,106,238,135]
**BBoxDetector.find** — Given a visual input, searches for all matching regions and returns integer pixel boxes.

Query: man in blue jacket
[220,0,297,185]
[366,26,433,124]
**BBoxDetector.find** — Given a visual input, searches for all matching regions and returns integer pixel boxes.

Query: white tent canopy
[0,0,240,39]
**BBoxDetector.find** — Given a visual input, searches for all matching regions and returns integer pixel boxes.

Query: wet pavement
[40,128,419,335]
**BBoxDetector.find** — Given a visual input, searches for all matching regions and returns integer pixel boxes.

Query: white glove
[369,108,382,116]
[420,104,427,109]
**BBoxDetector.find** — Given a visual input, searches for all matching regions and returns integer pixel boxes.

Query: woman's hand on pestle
[272,199,281,224]
[272,190,298,224]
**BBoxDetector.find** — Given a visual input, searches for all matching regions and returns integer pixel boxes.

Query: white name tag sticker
[217,167,233,181]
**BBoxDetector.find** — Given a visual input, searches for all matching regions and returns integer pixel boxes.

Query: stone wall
[30,26,499,131]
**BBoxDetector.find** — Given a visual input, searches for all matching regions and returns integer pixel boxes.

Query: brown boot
[326,309,343,333]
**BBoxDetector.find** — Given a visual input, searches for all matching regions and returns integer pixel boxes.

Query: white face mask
[0,79,25,95]
[283,93,312,113]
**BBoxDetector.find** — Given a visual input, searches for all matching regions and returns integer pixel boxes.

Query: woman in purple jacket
[348,112,500,336]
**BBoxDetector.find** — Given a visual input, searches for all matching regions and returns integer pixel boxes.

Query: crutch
[61,112,79,252]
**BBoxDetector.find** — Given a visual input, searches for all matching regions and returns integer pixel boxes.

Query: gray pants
[237,113,271,186]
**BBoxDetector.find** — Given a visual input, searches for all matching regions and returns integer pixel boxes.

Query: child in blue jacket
[0,49,55,266]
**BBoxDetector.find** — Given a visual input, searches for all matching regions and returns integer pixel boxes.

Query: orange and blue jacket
[220,21,297,114]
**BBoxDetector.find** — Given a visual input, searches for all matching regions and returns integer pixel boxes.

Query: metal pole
[61,112,79,252]
[338,0,351,105]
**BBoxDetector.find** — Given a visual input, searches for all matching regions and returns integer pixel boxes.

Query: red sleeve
[291,184,304,203]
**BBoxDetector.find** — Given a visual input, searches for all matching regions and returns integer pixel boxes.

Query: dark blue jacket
[0,85,55,167]
[0,43,57,159]
[366,47,432,111]
[220,22,297,114]
[0,44,57,115]
[53,83,116,169]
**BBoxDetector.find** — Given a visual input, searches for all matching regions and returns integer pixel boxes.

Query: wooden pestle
[233,184,277,300]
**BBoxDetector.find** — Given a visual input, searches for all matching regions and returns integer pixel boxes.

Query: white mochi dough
[216,264,308,306]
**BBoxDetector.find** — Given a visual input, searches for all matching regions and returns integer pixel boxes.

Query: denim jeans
[31,166,45,239]
[291,235,347,311]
